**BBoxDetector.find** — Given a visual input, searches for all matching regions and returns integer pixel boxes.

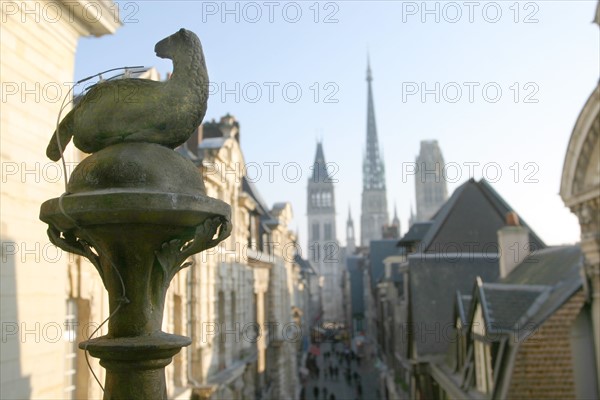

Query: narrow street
[300,342,382,400]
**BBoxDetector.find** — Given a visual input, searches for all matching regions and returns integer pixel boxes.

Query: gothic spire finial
[366,51,372,82]
[392,202,400,227]
[363,56,385,191]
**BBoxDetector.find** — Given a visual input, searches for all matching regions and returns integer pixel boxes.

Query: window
[310,242,321,263]
[312,223,320,241]
[324,243,338,263]
[248,214,257,248]
[324,223,332,240]
[218,291,226,370]
[251,293,260,340]
[173,295,184,386]
[323,192,331,207]
[64,299,77,399]
[231,291,237,359]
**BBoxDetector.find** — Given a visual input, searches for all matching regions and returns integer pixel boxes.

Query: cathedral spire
[312,141,330,183]
[360,57,389,246]
[367,51,372,82]
[363,56,385,190]
[392,203,400,227]
[347,205,356,253]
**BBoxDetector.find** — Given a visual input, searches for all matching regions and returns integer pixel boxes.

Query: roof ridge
[477,179,546,248]
[482,282,550,292]
[418,179,470,250]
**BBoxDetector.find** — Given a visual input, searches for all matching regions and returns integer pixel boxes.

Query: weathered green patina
[46,29,209,161]
[40,30,228,399]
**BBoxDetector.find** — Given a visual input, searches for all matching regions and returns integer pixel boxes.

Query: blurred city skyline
[71,1,600,247]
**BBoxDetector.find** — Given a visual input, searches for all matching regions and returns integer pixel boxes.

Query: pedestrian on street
[313,386,319,399]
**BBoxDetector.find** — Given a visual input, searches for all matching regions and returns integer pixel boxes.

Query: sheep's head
[155,28,201,60]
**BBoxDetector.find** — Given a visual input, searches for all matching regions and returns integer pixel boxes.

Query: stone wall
[0,2,118,398]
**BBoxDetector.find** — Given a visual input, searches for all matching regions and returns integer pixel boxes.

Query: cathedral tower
[415,140,448,221]
[307,142,341,322]
[346,207,356,254]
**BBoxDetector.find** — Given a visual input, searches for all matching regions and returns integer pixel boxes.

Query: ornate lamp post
[39,30,229,399]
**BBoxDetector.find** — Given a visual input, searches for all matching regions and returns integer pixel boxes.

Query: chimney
[219,114,240,142]
[498,211,530,278]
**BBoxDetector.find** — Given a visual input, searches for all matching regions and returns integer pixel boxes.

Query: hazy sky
[74,1,599,249]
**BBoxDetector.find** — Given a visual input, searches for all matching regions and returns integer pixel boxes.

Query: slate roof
[397,222,432,246]
[199,137,227,150]
[501,245,582,286]
[420,179,545,253]
[242,177,270,216]
[175,142,200,164]
[409,254,500,357]
[368,239,401,288]
[501,245,584,339]
[478,282,548,333]
[295,254,318,276]
[462,245,583,341]
[272,202,287,212]
[455,292,472,328]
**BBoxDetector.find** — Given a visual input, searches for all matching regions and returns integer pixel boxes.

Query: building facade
[0,2,120,399]
[395,179,546,399]
[560,4,600,390]
[431,244,597,399]
[173,115,304,399]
